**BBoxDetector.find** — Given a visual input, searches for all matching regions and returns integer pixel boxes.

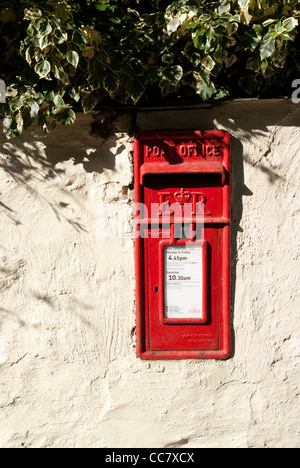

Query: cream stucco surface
[0,100,299,448]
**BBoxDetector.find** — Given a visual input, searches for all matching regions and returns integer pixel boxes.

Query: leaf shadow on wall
[0,128,127,232]
[0,139,75,228]
[230,135,252,359]
[0,122,132,333]
[216,119,284,359]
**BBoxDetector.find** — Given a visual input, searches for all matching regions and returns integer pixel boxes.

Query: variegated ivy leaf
[34,60,51,79]
[66,51,80,68]
[1,0,299,138]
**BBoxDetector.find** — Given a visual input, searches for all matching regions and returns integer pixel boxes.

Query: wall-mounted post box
[134,130,231,359]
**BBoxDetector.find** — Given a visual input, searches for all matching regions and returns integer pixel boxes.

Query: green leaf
[163,65,183,85]
[53,94,65,108]
[124,79,144,104]
[202,55,216,72]
[182,70,201,89]
[34,33,52,50]
[282,17,298,32]
[39,22,52,36]
[28,101,39,119]
[183,46,202,67]
[103,73,119,95]
[54,28,68,44]
[54,65,70,86]
[262,19,277,27]
[25,47,32,65]
[3,116,12,130]
[50,15,61,29]
[260,35,276,60]
[24,9,42,21]
[159,81,180,98]
[88,61,106,90]
[215,87,230,100]
[225,54,238,68]
[33,18,43,31]
[66,51,80,68]
[9,98,23,112]
[166,18,180,34]
[148,66,164,84]
[22,108,33,131]
[122,58,144,78]
[196,78,216,100]
[5,87,18,98]
[81,93,99,114]
[162,53,175,65]
[72,30,88,48]
[246,56,261,73]
[217,1,231,15]
[38,113,48,132]
[55,41,68,57]
[238,74,258,95]
[35,60,51,79]
[15,111,24,132]
[281,33,293,41]
[35,93,45,105]
[261,59,268,73]
[54,107,76,125]
[69,87,81,103]
[27,24,35,37]
[3,116,21,139]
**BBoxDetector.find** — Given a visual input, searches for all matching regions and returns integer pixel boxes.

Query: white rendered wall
[0,100,299,448]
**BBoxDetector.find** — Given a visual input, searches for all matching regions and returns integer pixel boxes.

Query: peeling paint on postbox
[134,130,231,360]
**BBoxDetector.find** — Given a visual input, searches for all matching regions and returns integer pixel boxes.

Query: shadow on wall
[0,115,133,231]
[137,99,300,357]
[31,290,95,328]
[1,103,299,358]
[214,110,291,358]
[230,135,252,358]
[0,140,88,232]
[216,120,284,358]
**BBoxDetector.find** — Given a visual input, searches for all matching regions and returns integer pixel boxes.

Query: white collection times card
[164,245,203,320]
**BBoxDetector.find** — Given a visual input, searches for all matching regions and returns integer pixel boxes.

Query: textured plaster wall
[0,100,299,448]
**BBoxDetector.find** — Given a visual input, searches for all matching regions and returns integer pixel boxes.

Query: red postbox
[134,130,231,359]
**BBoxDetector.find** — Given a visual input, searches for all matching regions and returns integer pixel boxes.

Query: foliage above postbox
[0,0,299,138]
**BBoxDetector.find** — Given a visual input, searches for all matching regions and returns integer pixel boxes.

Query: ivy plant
[0,0,299,138]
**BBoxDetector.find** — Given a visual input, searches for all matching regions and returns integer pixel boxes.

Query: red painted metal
[134,130,231,360]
